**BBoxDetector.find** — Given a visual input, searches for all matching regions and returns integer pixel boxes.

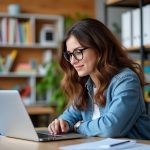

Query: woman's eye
[74,50,81,55]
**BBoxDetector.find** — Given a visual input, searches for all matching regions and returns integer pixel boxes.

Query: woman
[48,18,150,139]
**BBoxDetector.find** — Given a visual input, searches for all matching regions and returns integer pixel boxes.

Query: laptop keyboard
[37,132,61,137]
[36,130,86,141]
[37,132,52,138]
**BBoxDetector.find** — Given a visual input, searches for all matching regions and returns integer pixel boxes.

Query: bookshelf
[105,0,150,52]
[0,13,64,106]
[105,0,150,113]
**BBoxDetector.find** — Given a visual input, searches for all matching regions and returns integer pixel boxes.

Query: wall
[0,0,95,18]
[95,0,105,23]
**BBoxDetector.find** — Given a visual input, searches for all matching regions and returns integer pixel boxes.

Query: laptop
[0,90,86,142]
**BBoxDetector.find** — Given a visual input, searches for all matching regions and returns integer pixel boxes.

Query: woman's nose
[70,55,78,65]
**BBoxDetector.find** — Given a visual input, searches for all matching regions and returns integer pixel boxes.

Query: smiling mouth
[74,65,84,70]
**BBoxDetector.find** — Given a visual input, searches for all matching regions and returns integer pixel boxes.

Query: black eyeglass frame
[63,47,89,62]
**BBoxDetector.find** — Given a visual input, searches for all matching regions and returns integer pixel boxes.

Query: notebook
[0,90,86,142]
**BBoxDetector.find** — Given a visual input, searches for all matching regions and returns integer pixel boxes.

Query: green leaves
[64,13,89,31]
[37,59,66,113]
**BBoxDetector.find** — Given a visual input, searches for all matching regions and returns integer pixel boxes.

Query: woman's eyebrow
[67,46,83,52]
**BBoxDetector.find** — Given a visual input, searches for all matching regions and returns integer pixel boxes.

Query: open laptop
[0,90,86,142]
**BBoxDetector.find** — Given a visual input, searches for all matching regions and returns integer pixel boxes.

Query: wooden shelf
[0,43,58,49]
[145,98,150,102]
[125,46,140,52]
[106,0,138,6]
[26,106,55,127]
[144,44,150,50]
[26,106,55,115]
[123,44,150,52]
[106,0,150,7]
[0,72,45,78]
[0,12,63,21]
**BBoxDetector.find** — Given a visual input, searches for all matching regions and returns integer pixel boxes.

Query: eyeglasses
[63,47,89,62]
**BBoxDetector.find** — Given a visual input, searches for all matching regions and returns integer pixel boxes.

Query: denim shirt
[59,68,150,140]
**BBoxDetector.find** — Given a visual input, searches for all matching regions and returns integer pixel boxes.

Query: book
[1,17,8,44]
[132,8,141,47]
[15,63,36,74]
[121,11,132,48]
[20,84,31,97]
[4,49,18,72]
[8,18,17,44]
[143,4,150,45]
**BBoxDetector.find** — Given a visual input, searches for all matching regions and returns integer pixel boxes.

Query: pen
[99,140,131,149]
[110,140,130,147]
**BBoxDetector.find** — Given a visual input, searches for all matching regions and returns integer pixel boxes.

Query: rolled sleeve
[59,105,82,128]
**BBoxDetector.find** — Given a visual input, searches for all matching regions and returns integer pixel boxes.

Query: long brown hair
[60,18,145,110]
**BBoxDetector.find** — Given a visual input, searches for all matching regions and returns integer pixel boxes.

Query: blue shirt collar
[85,77,94,95]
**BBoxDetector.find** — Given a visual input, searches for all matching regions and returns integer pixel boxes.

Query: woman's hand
[48,119,70,135]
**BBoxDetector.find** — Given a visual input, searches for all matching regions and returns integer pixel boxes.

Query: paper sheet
[59,138,137,150]
[126,143,150,150]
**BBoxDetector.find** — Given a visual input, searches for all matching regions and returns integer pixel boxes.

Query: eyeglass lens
[64,48,88,62]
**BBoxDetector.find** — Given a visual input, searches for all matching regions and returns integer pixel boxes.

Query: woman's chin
[77,71,88,77]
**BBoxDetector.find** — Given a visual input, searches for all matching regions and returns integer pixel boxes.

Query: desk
[0,136,150,150]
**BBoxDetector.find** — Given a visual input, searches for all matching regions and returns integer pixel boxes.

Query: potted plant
[36,59,66,113]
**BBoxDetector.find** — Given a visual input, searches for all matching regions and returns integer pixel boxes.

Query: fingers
[48,119,60,135]
[54,119,60,133]
[48,121,54,134]
[48,119,69,135]
[60,119,69,133]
